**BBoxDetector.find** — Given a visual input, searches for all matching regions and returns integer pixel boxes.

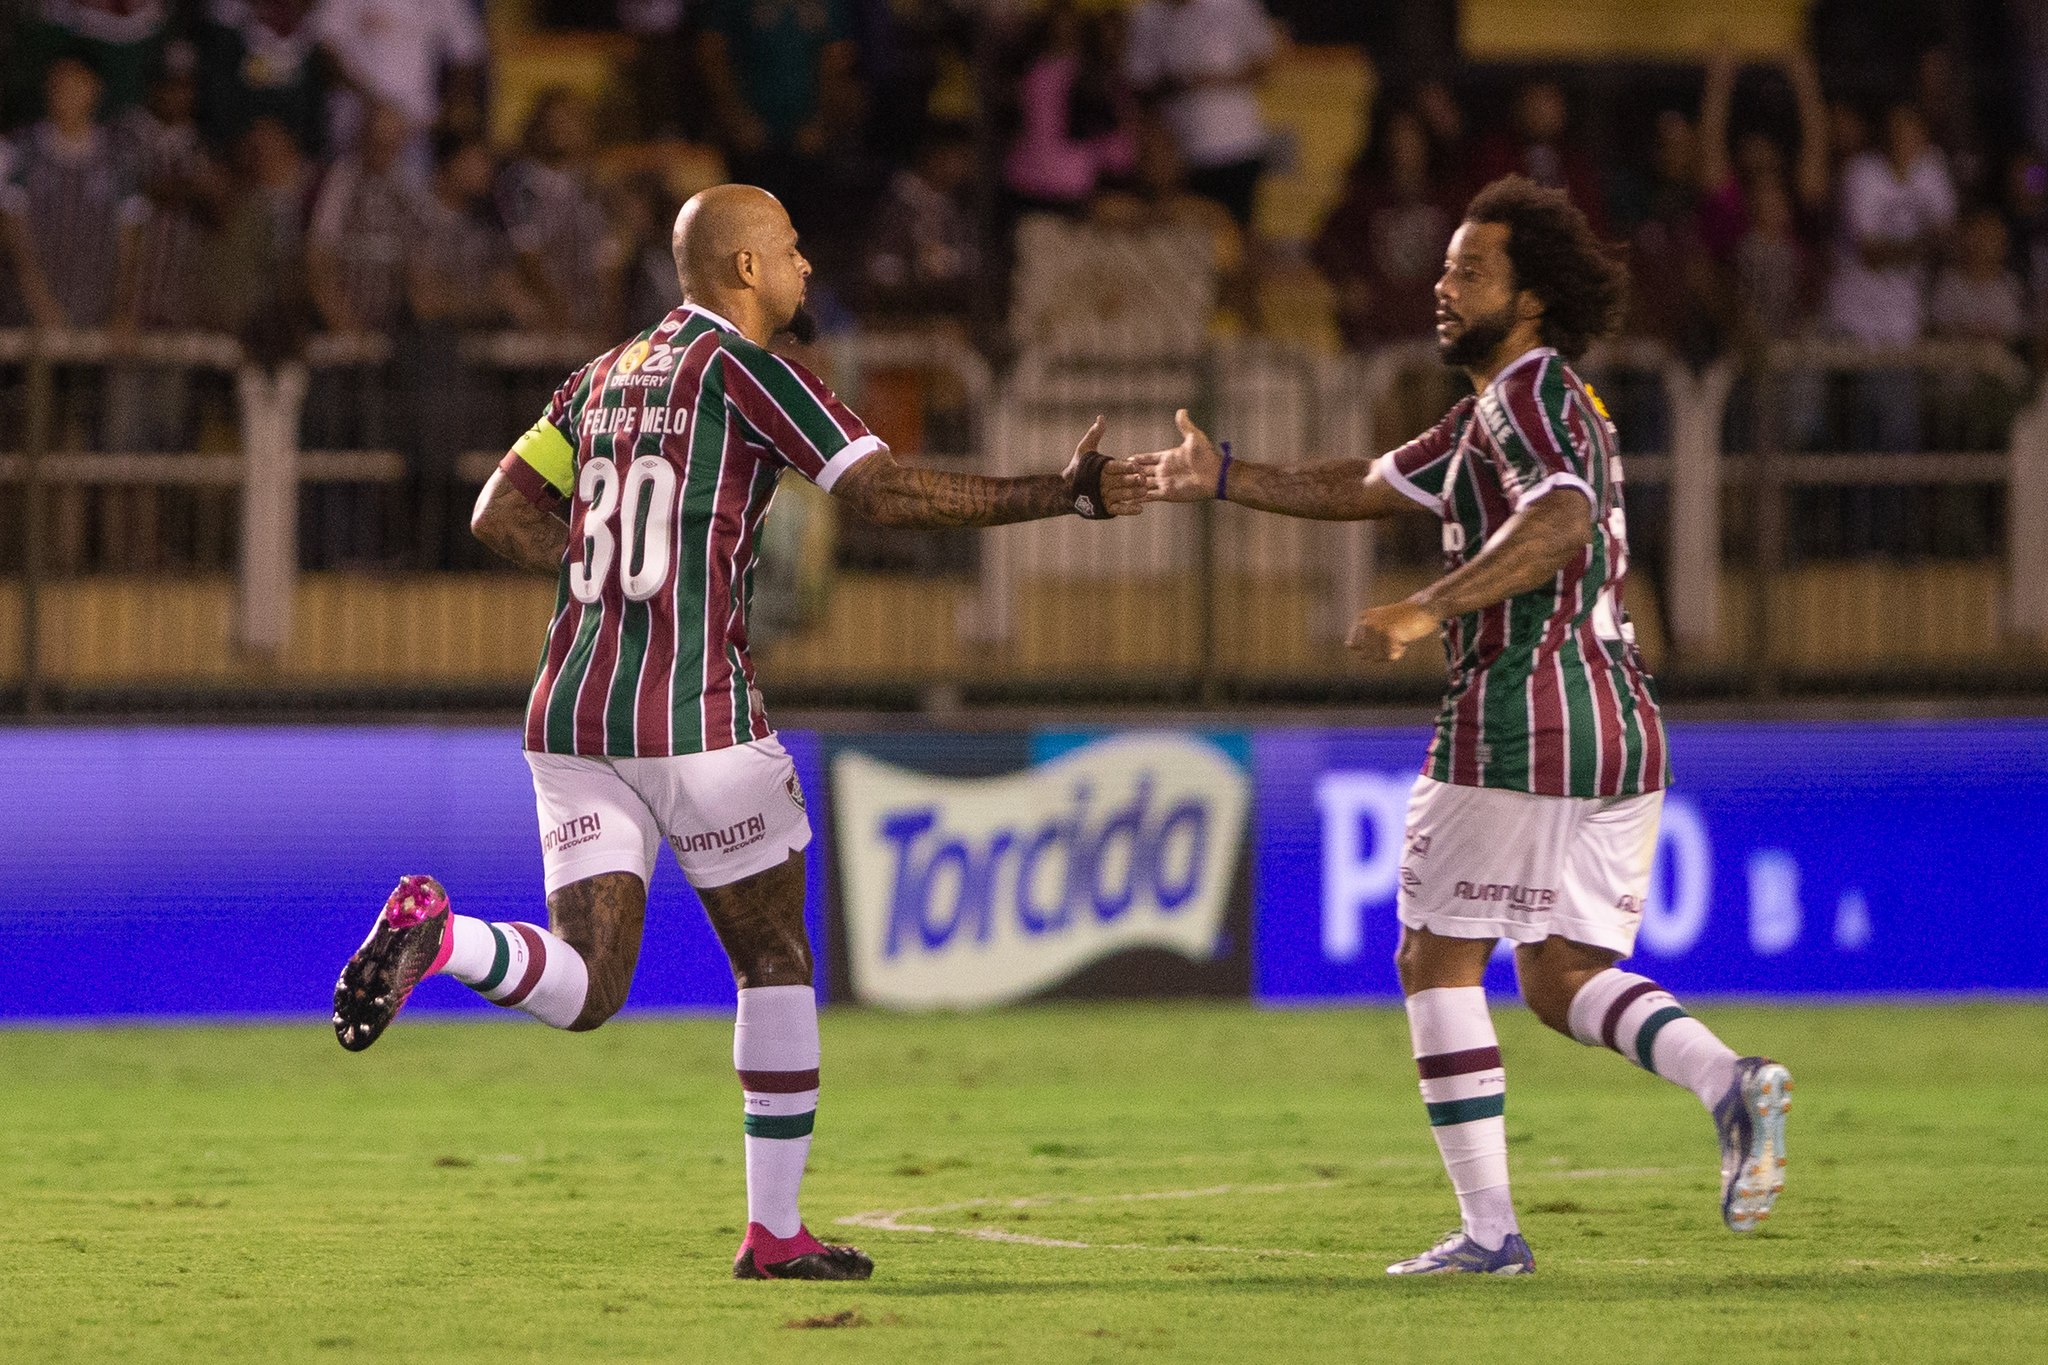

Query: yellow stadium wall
[0,564,2029,689]
[1461,0,1813,59]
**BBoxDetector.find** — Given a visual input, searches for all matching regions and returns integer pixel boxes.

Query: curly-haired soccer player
[1135,175,1791,1276]
[331,184,1143,1281]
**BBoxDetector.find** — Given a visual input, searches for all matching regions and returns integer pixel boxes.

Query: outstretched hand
[1063,415,1146,517]
[1348,601,1441,661]
[1128,409,1223,502]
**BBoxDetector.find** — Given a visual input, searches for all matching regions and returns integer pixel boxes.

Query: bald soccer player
[331,185,1145,1281]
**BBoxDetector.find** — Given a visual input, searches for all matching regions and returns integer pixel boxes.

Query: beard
[1438,300,1516,369]
[780,302,819,345]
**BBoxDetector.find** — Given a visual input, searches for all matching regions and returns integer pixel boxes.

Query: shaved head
[672,184,814,342]
[674,184,791,293]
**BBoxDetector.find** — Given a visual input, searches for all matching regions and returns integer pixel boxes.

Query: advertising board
[828,731,1252,1009]
[7,720,2041,1022]
[1,727,830,1019]
[1253,721,2048,1001]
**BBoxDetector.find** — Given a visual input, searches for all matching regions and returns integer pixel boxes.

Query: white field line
[835,1167,1710,1259]
[836,1181,1356,1257]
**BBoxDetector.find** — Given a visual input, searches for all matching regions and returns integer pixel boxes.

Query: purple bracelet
[1215,441,1233,501]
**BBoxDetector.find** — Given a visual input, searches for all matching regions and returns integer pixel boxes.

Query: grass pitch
[4,1002,2044,1364]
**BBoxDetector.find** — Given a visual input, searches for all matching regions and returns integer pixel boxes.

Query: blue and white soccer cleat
[1386,1230,1536,1276]
[1714,1056,1792,1232]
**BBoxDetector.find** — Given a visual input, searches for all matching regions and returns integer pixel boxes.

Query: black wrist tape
[1068,450,1116,519]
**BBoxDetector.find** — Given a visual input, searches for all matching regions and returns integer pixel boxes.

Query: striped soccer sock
[1405,986,1519,1251]
[1567,969,1738,1110]
[439,914,589,1029]
[734,985,820,1240]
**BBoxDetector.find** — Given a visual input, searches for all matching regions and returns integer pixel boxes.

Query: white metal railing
[0,326,997,663]
[3,327,2044,692]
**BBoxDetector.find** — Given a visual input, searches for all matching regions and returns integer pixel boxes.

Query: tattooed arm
[834,455,1073,527]
[833,418,1144,529]
[1131,409,1422,521]
[471,470,569,573]
[1348,488,1593,660]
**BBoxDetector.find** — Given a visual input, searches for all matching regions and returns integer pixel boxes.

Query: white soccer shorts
[1394,774,1664,956]
[525,734,812,894]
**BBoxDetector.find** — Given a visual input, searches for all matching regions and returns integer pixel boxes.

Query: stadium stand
[0,0,2043,709]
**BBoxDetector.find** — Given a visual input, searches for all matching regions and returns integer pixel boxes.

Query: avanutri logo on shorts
[1453,881,1557,906]
[543,813,603,854]
[670,814,768,856]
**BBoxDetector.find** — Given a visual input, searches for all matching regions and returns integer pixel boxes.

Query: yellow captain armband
[510,421,575,496]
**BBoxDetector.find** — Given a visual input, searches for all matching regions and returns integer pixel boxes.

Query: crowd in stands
[8,2,2045,363]
[3,0,2045,569]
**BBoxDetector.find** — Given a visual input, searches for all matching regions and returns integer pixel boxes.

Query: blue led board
[1,727,830,1020]
[1253,722,2048,1001]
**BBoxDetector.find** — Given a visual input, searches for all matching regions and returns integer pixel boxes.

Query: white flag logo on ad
[832,734,1250,1010]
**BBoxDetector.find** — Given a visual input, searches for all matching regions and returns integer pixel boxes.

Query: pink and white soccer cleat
[732,1223,874,1281]
[332,875,452,1052]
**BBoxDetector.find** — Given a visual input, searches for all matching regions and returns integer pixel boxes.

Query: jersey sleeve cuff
[1374,452,1443,514]
[1513,471,1596,514]
[499,449,568,518]
[816,434,887,492]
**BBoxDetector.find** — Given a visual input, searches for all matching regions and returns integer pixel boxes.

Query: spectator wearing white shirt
[1825,102,1956,350]
[1824,102,1956,472]
[1822,101,1956,555]
[1124,0,1275,228]
[312,0,486,160]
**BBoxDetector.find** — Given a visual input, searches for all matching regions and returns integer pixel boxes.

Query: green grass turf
[3,1002,2045,1364]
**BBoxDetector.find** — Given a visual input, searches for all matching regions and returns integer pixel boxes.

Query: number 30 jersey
[1374,346,1668,798]
[499,303,885,757]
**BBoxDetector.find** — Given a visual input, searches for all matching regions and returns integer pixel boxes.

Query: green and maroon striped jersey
[1375,347,1669,797]
[499,304,886,757]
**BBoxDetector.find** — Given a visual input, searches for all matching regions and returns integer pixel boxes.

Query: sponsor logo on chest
[606,341,682,389]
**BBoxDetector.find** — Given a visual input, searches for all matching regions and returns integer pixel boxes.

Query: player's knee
[1392,924,1435,980]
[1393,938,1423,995]
[567,976,630,1031]
[1514,959,1583,1036]
[728,940,813,991]
[1523,984,1576,1036]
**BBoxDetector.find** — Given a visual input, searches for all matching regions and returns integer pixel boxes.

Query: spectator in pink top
[1003,3,1137,214]
[1695,46,1832,273]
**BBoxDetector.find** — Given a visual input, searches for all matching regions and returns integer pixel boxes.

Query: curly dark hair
[1463,175,1628,361]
